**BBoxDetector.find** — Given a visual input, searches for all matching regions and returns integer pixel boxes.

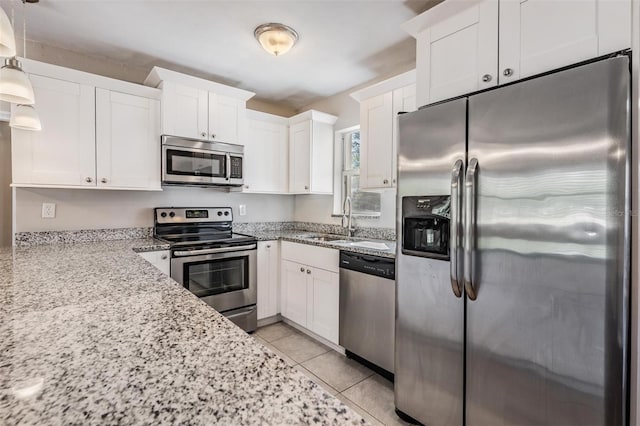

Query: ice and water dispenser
[401,196,450,260]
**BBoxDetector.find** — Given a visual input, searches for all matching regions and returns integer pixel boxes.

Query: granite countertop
[241,231,396,259]
[0,239,366,425]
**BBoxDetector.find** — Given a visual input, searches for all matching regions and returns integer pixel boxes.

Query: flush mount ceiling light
[254,23,298,56]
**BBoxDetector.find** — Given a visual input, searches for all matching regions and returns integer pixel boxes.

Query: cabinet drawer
[281,241,339,273]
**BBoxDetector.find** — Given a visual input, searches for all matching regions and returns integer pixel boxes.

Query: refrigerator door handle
[449,159,464,297]
[464,158,478,300]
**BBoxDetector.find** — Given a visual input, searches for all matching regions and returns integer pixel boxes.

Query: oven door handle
[173,244,257,257]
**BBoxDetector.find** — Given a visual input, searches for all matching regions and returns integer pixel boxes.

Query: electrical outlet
[239,204,247,216]
[42,203,56,219]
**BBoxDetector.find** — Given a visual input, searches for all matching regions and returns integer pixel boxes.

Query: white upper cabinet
[360,92,393,189]
[350,70,416,190]
[12,60,162,190]
[160,82,208,140]
[208,92,245,145]
[403,0,631,106]
[244,110,289,193]
[145,67,254,145]
[415,0,498,105]
[96,89,161,189]
[288,110,337,195]
[12,74,96,187]
[498,0,632,83]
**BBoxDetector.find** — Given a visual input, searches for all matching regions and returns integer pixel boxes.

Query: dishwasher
[339,251,396,376]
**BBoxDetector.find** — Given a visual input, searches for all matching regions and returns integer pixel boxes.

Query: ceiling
[19,0,435,110]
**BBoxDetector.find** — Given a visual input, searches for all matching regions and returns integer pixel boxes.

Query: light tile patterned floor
[254,322,412,426]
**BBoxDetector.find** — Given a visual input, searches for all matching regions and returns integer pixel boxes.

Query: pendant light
[9,0,39,131]
[0,5,16,57]
[0,0,35,105]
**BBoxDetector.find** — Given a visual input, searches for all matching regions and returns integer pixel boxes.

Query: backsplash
[14,227,153,247]
[14,222,396,248]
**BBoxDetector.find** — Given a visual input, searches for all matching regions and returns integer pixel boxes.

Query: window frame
[332,126,381,218]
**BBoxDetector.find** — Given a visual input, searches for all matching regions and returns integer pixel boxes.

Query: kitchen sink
[296,234,349,242]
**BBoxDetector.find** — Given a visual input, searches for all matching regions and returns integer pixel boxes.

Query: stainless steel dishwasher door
[339,268,395,373]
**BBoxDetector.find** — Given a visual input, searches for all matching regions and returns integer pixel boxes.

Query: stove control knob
[217,211,223,216]
[160,212,167,218]
[169,212,175,218]
[224,211,229,216]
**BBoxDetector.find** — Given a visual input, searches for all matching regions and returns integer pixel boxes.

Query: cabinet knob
[201,132,207,137]
[503,68,514,77]
[266,245,271,249]
[306,269,311,274]
[383,179,389,185]
[245,185,249,189]
[85,177,93,183]
[482,74,492,82]
[211,133,216,139]
[101,178,108,184]
[300,267,305,272]
[161,254,168,260]
[304,185,309,190]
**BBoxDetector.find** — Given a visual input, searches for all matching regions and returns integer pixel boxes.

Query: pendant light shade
[0,57,34,104]
[254,23,298,56]
[0,7,16,57]
[10,103,40,130]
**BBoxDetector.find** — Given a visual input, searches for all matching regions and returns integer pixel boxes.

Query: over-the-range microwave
[161,135,243,187]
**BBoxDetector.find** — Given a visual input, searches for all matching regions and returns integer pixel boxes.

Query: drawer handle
[306,269,311,274]
[503,68,514,77]
[482,74,492,82]
[300,267,305,272]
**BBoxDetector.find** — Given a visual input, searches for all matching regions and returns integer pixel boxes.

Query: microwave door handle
[226,153,231,180]
[450,159,463,298]
[464,158,478,301]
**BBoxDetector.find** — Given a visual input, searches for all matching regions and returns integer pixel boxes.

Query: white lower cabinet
[280,242,339,344]
[138,250,170,276]
[257,241,281,320]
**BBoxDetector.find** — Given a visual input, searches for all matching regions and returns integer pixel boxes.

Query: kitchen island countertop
[0,239,366,425]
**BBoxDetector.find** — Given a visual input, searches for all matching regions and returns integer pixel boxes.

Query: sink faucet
[342,196,356,237]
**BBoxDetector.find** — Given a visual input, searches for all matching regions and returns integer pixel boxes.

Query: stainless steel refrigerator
[395,55,630,426]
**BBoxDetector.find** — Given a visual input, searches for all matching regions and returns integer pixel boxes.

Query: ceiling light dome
[0,7,16,57]
[0,57,34,104]
[10,103,41,131]
[254,23,298,56]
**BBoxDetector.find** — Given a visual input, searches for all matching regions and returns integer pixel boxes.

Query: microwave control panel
[230,156,243,179]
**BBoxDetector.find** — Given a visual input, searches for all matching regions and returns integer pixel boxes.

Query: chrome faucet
[342,196,356,237]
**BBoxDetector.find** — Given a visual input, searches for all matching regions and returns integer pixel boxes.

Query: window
[339,129,380,216]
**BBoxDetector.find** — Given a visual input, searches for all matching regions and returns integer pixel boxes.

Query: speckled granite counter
[239,230,396,259]
[0,239,366,425]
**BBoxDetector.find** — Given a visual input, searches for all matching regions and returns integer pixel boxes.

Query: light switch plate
[239,204,247,216]
[42,203,56,219]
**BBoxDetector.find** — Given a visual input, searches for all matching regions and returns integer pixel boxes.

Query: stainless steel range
[154,207,257,332]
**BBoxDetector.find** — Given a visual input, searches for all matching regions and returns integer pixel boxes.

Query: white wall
[15,187,294,232]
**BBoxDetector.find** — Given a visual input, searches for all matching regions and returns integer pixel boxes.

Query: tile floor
[253,322,412,426]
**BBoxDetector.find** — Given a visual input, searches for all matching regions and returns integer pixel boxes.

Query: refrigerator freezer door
[466,56,630,425]
[395,97,467,425]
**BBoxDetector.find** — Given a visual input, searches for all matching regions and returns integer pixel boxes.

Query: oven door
[171,244,257,313]
[162,144,229,185]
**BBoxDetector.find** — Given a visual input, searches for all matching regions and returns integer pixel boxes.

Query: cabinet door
[138,250,170,275]
[392,84,417,187]
[161,82,208,139]
[416,0,498,106]
[499,0,631,84]
[12,74,96,186]
[281,260,308,327]
[96,89,160,189]
[360,92,393,189]
[209,93,244,145]
[289,120,311,193]
[257,241,280,320]
[309,268,339,344]
[244,119,288,193]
